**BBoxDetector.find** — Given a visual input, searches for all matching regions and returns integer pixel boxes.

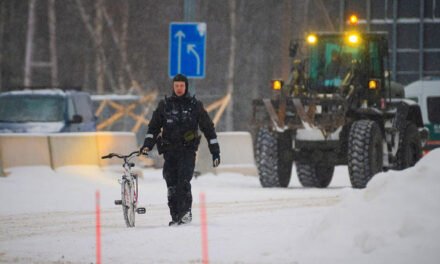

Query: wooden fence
[94,92,231,133]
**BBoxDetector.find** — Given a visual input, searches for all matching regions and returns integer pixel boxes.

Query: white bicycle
[101,151,146,227]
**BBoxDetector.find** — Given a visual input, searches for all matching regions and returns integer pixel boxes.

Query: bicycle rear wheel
[122,180,135,227]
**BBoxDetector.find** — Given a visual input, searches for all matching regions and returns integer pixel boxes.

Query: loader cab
[305,32,389,104]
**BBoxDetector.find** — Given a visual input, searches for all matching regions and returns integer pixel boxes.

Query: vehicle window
[369,41,382,78]
[427,97,440,124]
[0,95,64,122]
[72,94,94,121]
[308,36,362,89]
[67,97,75,120]
[407,97,418,103]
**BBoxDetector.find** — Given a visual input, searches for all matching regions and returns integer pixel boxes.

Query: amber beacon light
[271,80,283,90]
[349,14,358,25]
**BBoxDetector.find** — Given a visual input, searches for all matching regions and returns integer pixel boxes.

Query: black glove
[140,137,155,154]
[212,152,220,168]
[208,142,220,154]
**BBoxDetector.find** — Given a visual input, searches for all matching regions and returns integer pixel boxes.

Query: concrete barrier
[0,136,2,176]
[196,131,258,176]
[96,132,138,166]
[0,131,258,176]
[0,132,141,172]
[49,133,99,168]
[0,134,52,170]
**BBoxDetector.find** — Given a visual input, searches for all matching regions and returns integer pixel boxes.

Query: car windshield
[0,95,65,122]
[308,35,363,89]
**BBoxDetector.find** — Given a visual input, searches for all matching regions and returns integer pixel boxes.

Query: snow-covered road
[1,150,440,263]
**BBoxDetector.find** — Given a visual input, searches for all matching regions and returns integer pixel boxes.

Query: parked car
[405,79,440,151]
[0,89,96,133]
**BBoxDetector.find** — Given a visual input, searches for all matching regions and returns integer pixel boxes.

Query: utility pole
[184,0,197,96]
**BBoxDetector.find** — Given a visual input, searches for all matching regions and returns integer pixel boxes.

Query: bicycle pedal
[114,200,122,205]
[136,207,146,214]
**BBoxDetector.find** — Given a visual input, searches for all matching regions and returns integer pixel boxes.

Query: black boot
[169,220,179,226]
[178,210,192,225]
[168,211,180,226]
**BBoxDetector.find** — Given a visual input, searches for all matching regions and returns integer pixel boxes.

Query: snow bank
[1,149,439,263]
[298,149,440,264]
[0,166,121,214]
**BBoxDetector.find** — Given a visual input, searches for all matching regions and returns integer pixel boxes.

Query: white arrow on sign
[187,44,201,75]
[174,30,186,73]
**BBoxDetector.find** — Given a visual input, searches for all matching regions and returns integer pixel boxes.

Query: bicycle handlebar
[101,150,144,160]
[101,154,114,159]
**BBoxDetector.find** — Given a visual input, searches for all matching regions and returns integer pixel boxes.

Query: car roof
[405,80,440,97]
[0,89,67,97]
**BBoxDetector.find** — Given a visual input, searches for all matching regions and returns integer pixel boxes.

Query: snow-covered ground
[1,149,440,264]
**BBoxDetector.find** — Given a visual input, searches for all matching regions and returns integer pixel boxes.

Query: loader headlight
[271,80,284,90]
[306,34,317,45]
[346,33,360,45]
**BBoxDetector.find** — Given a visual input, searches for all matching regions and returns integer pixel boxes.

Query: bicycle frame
[101,151,146,227]
[120,155,138,207]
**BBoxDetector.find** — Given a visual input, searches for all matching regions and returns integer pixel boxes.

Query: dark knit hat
[172,74,188,95]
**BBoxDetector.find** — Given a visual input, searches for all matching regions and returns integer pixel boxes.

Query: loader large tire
[255,128,292,187]
[395,122,422,170]
[348,120,383,189]
[296,162,334,188]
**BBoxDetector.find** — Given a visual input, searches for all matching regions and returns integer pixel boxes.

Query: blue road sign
[169,22,206,78]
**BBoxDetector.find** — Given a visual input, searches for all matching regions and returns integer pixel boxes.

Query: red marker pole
[200,192,209,264]
[96,190,102,264]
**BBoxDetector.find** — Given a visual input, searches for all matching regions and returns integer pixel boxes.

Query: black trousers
[163,149,196,221]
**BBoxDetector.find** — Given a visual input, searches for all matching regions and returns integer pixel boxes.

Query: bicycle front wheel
[122,180,135,227]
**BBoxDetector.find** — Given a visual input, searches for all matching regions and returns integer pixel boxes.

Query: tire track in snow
[0,194,340,241]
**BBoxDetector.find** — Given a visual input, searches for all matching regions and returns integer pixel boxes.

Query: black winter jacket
[144,95,220,154]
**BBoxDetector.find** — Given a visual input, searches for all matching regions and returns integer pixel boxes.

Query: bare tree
[75,0,117,93]
[102,2,136,93]
[280,0,292,80]
[95,0,104,94]
[23,0,59,88]
[225,0,236,131]
[316,0,336,31]
[0,0,5,91]
[48,0,58,86]
[24,0,36,87]
[119,1,129,92]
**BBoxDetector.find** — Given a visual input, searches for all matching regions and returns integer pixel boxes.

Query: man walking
[140,74,221,226]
